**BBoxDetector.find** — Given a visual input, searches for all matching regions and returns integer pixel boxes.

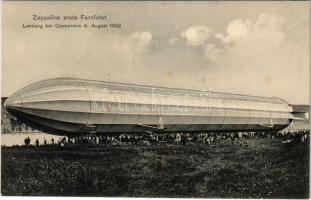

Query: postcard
[1,1,310,198]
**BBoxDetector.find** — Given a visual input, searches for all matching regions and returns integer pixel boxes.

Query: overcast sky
[2,1,310,104]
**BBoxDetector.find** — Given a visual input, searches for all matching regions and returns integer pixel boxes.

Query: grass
[1,138,309,198]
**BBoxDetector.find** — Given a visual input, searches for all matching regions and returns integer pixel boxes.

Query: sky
[2,1,310,104]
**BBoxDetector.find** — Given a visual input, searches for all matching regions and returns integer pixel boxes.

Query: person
[58,137,66,146]
[206,137,211,145]
[230,133,235,145]
[24,137,30,146]
[181,135,187,145]
[35,139,39,147]
[44,138,47,145]
[51,138,54,145]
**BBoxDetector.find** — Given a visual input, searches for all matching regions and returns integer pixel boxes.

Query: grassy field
[1,138,309,198]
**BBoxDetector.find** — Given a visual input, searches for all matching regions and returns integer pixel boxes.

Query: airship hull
[5,78,294,136]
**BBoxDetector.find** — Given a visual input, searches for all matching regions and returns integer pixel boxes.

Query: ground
[1,138,309,198]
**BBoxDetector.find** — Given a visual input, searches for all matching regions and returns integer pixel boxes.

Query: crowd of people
[24,130,309,146]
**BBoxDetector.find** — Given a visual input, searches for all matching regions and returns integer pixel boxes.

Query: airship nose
[4,94,23,112]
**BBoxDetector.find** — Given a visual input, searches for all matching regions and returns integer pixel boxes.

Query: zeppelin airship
[4,78,303,136]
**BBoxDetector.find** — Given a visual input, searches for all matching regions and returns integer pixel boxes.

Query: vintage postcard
[1,1,310,198]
